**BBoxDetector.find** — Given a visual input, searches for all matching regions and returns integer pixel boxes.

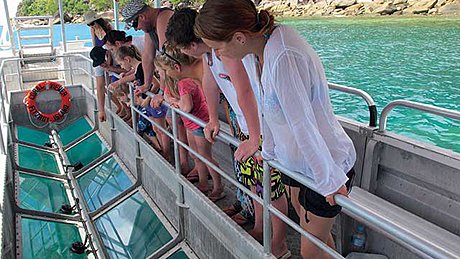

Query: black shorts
[299,168,355,219]
[281,173,302,188]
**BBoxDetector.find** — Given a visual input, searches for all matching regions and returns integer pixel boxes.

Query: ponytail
[115,45,142,61]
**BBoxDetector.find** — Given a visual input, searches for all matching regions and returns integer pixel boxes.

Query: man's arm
[137,34,155,94]
[201,57,221,142]
[96,75,107,122]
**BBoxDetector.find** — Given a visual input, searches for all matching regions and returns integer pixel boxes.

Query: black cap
[90,46,107,67]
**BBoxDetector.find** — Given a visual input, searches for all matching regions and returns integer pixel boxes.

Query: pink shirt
[178,78,209,130]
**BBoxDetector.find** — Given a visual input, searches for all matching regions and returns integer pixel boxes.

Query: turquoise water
[18,145,60,174]
[58,117,93,146]
[78,157,133,212]
[66,133,109,166]
[19,173,70,214]
[95,192,173,258]
[283,17,460,152]
[21,217,86,259]
[17,126,50,146]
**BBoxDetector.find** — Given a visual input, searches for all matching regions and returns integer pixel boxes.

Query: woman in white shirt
[195,0,356,258]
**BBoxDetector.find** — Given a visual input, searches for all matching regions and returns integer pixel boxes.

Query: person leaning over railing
[154,45,225,202]
[122,0,191,169]
[195,1,357,258]
[114,45,163,152]
[164,8,289,258]
[85,11,124,122]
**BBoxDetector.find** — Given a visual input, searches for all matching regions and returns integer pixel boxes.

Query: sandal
[209,191,226,202]
[185,172,199,183]
[231,213,250,225]
[222,203,243,217]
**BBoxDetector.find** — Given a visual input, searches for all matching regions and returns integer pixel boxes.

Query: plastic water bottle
[351,224,366,252]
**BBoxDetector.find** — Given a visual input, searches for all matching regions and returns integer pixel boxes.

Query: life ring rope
[23,81,72,123]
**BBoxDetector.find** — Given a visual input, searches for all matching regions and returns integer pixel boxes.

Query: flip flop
[231,213,250,225]
[209,192,226,202]
[185,173,199,183]
[222,203,243,217]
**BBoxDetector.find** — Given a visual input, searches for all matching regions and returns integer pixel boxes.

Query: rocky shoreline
[19,0,460,26]
[259,0,460,18]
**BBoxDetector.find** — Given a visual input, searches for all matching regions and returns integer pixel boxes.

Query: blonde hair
[114,45,142,62]
[154,44,196,98]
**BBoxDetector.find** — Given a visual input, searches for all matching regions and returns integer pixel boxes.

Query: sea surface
[1,16,459,152]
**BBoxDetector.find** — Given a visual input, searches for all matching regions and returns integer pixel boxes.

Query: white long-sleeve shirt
[204,50,261,135]
[260,25,356,196]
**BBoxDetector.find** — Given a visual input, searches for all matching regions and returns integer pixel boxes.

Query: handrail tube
[269,157,456,258]
[328,82,377,127]
[336,195,455,259]
[2,0,17,55]
[14,15,53,20]
[144,91,241,147]
[379,100,460,132]
[328,83,375,106]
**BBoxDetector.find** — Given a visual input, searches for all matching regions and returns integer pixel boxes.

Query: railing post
[67,56,74,85]
[172,108,186,239]
[1,73,8,104]
[58,0,67,52]
[105,72,116,131]
[0,81,7,124]
[16,60,23,90]
[262,160,272,256]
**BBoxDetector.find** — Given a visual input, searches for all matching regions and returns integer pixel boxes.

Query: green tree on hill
[17,0,134,16]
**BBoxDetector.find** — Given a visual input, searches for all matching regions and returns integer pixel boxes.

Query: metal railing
[379,99,460,132]
[125,90,447,257]
[1,53,458,258]
[328,83,377,127]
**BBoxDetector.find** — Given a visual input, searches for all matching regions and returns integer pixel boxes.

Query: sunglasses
[127,16,139,29]
[87,21,96,27]
[159,46,181,65]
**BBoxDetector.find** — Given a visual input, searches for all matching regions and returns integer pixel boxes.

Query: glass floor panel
[78,157,133,212]
[19,173,70,214]
[95,192,173,259]
[66,134,109,167]
[18,145,60,174]
[17,126,50,146]
[167,250,189,259]
[59,117,93,146]
[21,217,86,259]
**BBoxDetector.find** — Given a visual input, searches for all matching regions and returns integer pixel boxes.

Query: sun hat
[84,10,100,26]
[121,0,148,29]
[90,46,107,67]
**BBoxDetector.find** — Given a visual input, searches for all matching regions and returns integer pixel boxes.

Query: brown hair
[194,0,275,42]
[154,44,196,98]
[115,45,142,62]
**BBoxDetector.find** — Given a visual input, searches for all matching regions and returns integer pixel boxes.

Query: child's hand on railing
[134,84,148,96]
[150,95,164,108]
[204,120,220,143]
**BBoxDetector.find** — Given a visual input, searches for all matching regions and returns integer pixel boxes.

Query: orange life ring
[23,81,72,122]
